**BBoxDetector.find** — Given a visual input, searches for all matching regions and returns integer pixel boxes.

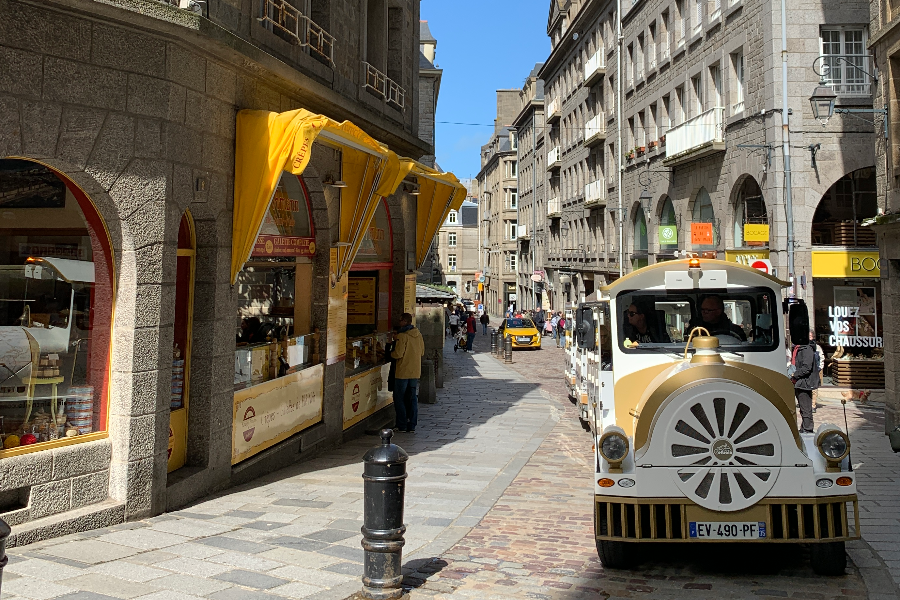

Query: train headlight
[816,427,850,471]
[599,430,629,468]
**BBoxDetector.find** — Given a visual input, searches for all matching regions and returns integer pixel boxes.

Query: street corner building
[0,0,465,544]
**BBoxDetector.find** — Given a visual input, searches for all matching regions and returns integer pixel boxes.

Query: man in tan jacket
[391,312,425,433]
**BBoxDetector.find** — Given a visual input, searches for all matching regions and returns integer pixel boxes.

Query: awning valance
[403,160,467,268]
[231,109,405,284]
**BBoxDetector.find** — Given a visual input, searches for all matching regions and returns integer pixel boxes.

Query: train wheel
[810,541,846,575]
[595,539,633,569]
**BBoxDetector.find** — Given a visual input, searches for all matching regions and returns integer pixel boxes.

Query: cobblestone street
[2,328,899,600]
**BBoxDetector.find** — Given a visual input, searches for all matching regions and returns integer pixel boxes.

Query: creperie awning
[231,109,405,284]
[231,109,465,283]
[403,160,467,268]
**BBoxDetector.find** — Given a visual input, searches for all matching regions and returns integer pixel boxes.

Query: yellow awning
[403,160,467,268]
[231,109,405,284]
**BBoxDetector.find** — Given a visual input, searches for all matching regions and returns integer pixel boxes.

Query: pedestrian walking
[465,311,477,352]
[550,312,560,345]
[480,311,490,335]
[449,311,460,338]
[810,329,825,412]
[791,333,820,434]
[533,307,545,337]
[556,312,566,348]
[391,312,425,433]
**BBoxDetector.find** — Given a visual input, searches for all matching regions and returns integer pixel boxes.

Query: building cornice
[538,0,610,80]
[512,99,545,127]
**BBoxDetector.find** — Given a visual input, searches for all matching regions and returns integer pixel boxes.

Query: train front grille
[595,496,859,542]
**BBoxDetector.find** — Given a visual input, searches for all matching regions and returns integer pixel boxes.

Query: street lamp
[809,75,837,126]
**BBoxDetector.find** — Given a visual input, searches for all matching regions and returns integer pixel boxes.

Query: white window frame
[448,231,457,247]
[731,50,744,114]
[820,26,871,96]
[448,254,457,272]
[448,210,458,224]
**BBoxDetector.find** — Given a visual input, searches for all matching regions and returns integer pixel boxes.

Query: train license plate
[689,521,767,539]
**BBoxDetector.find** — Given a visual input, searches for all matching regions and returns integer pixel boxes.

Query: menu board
[348,277,377,324]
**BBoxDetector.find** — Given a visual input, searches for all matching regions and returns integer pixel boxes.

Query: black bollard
[504,335,513,363]
[0,517,9,593]
[490,329,498,355]
[361,429,408,599]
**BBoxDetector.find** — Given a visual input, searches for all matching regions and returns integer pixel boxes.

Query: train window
[617,288,778,353]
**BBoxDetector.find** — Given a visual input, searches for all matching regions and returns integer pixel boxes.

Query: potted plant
[648,140,658,149]
[659,134,666,145]
[626,149,635,160]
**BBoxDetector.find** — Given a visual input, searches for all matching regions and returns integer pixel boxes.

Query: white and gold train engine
[573,259,857,575]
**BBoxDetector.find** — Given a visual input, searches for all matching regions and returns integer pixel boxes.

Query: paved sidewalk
[1,332,560,600]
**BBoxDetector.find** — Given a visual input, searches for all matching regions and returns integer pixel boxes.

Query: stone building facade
[868,0,900,431]
[534,0,882,386]
[432,200,480,300]
[0,0,464,544]
[477,91,520,316]
[512,64,547,310]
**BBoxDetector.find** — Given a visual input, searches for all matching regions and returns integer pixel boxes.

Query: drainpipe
[780,0,796,297]
[617,0,625,278]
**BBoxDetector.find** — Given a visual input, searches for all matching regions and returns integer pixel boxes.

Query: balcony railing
[821,55,875,96]
[584,113,606,147]
[584,180,606,206]
[259,0,335,63]
[518,226,529,240]
[547,146,562,169]
[547,197,562,217]
[548,97,562,121]
[363,61,406,109]
[584,49,606,85]
[664,107,725,165]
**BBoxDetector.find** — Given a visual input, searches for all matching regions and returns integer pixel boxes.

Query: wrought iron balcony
[258,0,334,63]
[821,55,875,96]
[362,62,406,109]
[663,107,725,166]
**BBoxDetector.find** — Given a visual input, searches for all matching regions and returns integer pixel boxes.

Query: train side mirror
[577,307,596,350]
[788,300,809,345]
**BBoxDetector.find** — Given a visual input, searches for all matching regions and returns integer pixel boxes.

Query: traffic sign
[750,259,772,274]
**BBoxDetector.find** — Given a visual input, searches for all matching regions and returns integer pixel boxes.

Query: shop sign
[404,274,417,322]
[725,249,771,266]
[811,251,881,278]
[743,224,770,243]
[343,363,392,430]
[827,286,881,347]
[659,225,678,244]
[327,248,348,365]
[691,223,713,245]
[18,243,87,261]
[348,277,377,325]
[252,235,315,257]
[231,364,324,464]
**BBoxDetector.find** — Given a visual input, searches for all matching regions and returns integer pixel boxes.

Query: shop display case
[234,332,319,391]
[345,332,394,377]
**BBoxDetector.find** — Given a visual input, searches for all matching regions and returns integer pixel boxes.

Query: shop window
[0,159,113,455]
[691,187,717,250]
[812,167,877,247]
[234,172,317,391]
[733,177,768,248]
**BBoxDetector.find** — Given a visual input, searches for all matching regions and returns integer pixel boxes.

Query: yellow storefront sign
[743,224,770,243]
[811,250,881,278]
[231,364,324,464]
[724,249,770,266]
[327,248,348,364]
[348,277,377,325]
[343,363,393,430]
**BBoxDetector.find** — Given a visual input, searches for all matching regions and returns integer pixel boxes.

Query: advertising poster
[348,277,377,325]
[231,364,324,464]
[343,363,392,430]
[404,274,417,321]
[691,223,713,245]
[829,286,881,347]
[327,248,348,364]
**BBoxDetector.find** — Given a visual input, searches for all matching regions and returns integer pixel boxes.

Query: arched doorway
[691,187,716,251]
[168,211,195,473]
[733,177,768,248]
[0,158,114,456]
[812,167,877,247]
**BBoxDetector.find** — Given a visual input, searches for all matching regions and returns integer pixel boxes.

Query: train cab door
[593,301,614,434]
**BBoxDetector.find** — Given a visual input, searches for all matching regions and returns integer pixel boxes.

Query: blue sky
[421,0,551,180]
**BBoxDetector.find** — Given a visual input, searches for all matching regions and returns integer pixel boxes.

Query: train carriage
[571,259,858,575]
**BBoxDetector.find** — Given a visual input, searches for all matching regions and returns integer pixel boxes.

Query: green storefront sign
[659,225,677,244]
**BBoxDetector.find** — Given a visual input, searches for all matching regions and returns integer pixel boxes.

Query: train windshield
[616,288,779,353]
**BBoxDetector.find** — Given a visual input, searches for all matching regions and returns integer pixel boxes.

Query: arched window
[733,177,767,247]
[0,159,114,456]
[691,187,716,249]
[812,167,877,246]
[632,208,649,270]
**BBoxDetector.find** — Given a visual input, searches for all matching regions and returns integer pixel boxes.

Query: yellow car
[498,317,542,349]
